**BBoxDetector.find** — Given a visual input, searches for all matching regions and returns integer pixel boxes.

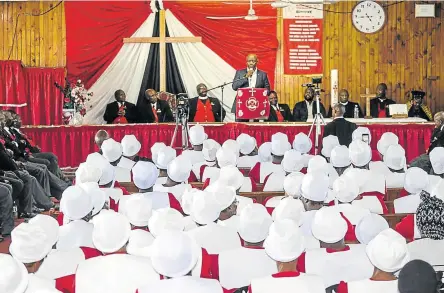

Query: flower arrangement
[56,79,93,125]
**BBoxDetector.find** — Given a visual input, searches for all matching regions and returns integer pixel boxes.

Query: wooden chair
[239,191,285,204]
[382,213,409,229]
[118,182,139,193]
[386,188,403,202]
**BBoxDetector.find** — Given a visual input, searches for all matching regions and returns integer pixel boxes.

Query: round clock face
[352,1,386,34]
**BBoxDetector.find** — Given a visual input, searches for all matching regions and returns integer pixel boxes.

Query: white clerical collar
[272,104,279,110]
[117,101,125,107]
[199,95,208,100]
[340,102,348,106]
[379,98,386,103]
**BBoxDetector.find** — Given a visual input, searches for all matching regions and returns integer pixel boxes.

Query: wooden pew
[382,213,409,229]
[386,188,403,202]
[118,182,139,193]
[189,182,265,191]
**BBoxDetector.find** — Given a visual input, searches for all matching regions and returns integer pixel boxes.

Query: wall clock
[352,1,386,34]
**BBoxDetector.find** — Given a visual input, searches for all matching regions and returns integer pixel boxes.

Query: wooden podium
[235,88,270,120]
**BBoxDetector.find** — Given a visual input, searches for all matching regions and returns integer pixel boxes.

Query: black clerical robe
[369,98,396,118]
[327,102,363,118]
[103,101,138,124]
[406,101,433,121]
[323,117,357,146]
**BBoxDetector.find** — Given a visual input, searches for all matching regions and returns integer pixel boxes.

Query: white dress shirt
[248,68,258,88]
[306,101,314,119]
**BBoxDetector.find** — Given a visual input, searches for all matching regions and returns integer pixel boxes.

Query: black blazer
[323,118,357,147]
[138,99,174,123]
[292,100,326,122]
[0,143,18,171]
[10,128,39,153]
[1,129,25,159]
[231,69,271,113]
[428,127,444,154]
[369,98,396,118]
[103,101,138,124]
[267,104,293,122]
[189,97,226,122]
[327,102,364,118]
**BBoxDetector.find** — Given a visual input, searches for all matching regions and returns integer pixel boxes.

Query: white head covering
[190,190,220,225]
[377,132,399,156]
[202,139,221,162]
[311,207,348,243]
[92,211,131,253]
[383,144,406,171]
[217,166,244,190]
[28,214,59,247]
[150,231,199,278]
[86,153,115,185]
[355,214,389,245]
[366,228,410,272]
[271,132,291,156]
[156,146,177,170]
[79,182,107,216]
[333,176,359,203]
[126,229,155,257]
[349,139,372,167]
[60,186,93,220]
[321,135,340,158]
[148,208,185,237]
[352,127,372,143]
[121,135,141,157]
[9,223,52,263]
[237,134,257,155]
[293,133,312,154]
[151,142,167,165]
[258,142,272,162]
[167,155,192,183]
[307,155,328,174]
[430,147,444,175]
[75,162,102,184]
[264,220,305,262]
[283,172,304,197]
[101,138,123,163]
[121,193,153,227]
[330,145,351,168]
[205,184,236,211]
[181,188,200,216]
[272,197,305,224]
[404,167,429,194]
[132,161,159,190]
[222,139,240,158]
[300,172,329,202]
[431,180,444,201]
[238,204,273,243]
[282,150,304,173]
[189,124,207,146]
[216,147,237,167]
[0,253,28,293]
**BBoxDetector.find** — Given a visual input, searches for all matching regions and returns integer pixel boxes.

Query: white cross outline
[249,88,257,96]
[237,99,243,107]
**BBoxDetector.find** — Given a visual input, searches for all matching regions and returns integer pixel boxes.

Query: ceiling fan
[206,0,277,21]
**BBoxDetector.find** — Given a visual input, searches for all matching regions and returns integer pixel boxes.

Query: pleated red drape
[0,61,27,107]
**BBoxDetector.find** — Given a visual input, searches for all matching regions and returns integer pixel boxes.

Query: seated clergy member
[267,91,293,122]
[407,90,433,121]
[189,83,226,122]
[139,89,174,123]
[103,89,138,124]
[369,83,396,118]
[323,104,357,147]
[293,87,326,122]
[328,89,364,118]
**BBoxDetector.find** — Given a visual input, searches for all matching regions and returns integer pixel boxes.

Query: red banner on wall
[283,4,323,75]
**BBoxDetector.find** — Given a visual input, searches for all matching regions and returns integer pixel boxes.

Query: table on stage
[23,118,434,168]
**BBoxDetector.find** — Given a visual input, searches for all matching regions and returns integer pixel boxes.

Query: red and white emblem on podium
[236,88,270,120]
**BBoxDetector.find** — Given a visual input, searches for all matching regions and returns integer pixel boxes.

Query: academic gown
[327,102,363,118]
[369,98,396,118]
[407,101,433,121]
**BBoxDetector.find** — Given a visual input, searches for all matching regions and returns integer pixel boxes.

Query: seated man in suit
[189,83,226,122]
[406,90,433,121]
[323,103,357,146]
[231,54,271,121]
[327,89,363,118]
[369,83,396,118]
[138,89,174,123]
[292,87,326,122]
[267,91,292,122]
[103,90,138,124]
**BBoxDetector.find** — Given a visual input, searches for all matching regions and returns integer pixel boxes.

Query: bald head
[95,130,110,149]
[332,103,345,118]
[338,89,349,103]
[246,54,258,70]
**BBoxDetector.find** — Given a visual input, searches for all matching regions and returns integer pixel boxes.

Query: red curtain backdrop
[22,123,434,168]
[0,61,27,107]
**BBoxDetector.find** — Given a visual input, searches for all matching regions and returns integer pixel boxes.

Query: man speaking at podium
[231,54,271,121]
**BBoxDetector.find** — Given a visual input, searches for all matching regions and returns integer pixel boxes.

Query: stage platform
[22,120,435,167]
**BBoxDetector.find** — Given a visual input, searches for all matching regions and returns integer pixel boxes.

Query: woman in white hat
[117,135,141,173]
[181,124,206,168]
[153,146,177,185]
[236,133,259,169]
[193,139,221,182]
[383,144,407,188]
[393,167,429,213]
[263,149,304,192]
[330,145,352,176]
[264,171,305,209]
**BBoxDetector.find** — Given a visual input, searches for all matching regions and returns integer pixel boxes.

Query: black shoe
[18,212,37,219]
[32,207,45,213]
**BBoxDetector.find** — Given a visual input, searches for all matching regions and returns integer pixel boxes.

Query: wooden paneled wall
[275,1,444,115]
[0,1,65,67]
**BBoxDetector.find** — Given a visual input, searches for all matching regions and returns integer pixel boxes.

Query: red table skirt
[22,122,435,167]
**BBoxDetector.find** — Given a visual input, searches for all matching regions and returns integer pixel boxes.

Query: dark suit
[138,99,174,123]
[231,69,271,115]
[369,98,396,118]
[189,97,226,122]
[428,127,444,154]
[292,100,326,122]
[267,104,293,122]
[323,118,357,147]
[327,102,363,118]
[103,101,138,124]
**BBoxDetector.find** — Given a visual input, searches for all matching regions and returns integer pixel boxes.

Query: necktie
[152,104,158,123]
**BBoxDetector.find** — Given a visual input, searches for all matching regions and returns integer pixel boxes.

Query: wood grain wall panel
[0,1,65,67]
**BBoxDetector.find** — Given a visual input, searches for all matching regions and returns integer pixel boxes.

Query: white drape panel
[165,10,237,122]
[82,14,155,124]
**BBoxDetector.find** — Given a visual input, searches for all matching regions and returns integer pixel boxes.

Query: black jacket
[103,101,138,124]
[428,127,444,154]
[189,97,226,122]
[327,102,364,118]
[0,143,18,171]
[293,100,326,122]
[323,118,357,146]
[10,128,39,153]
[1,129,25,160]
[231,69,271,114]
[138,99,174,123]
[369,98,396,118]
[267,104,293,122]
